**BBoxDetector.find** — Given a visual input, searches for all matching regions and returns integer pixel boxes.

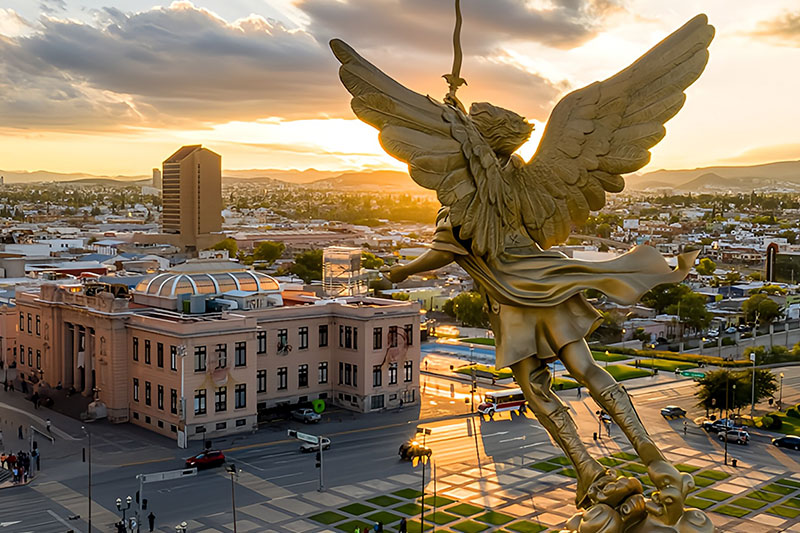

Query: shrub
[766,416,783,430]
[757,417,768,428]
[786,407,800,419]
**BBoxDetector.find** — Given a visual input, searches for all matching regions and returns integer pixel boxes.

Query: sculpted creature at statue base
[332,10,716,533]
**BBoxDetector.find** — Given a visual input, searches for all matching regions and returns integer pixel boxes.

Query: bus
[477,388,526,417]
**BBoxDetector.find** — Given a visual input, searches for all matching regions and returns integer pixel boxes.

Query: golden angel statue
[333,13,714,533]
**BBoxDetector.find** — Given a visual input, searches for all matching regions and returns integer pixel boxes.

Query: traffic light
[315,452,321,468]
[136,491,139,504]
[142,498,148,510]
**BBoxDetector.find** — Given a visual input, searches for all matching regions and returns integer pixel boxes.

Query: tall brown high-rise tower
[161,145,222,251]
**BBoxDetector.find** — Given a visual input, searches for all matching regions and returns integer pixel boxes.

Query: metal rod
[230,468,238,533]
[318,435,325,492]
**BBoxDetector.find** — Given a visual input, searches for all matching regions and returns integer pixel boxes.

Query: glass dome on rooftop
[136,270,280,297]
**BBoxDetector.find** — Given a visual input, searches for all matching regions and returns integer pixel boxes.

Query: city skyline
[1,1,799,177]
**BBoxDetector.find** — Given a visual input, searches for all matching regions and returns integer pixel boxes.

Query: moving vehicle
[772,435,800,451]
[725,326,737,334]
[718,429,749,445]
[291,408,321,424]
[701,418,741,433]
[185,450,225,469]
[660,406,687,418]
[477,388,526,418]
[398,439,432,461]
[300,437,331,453]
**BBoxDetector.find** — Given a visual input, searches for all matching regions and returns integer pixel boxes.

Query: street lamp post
[750,350,756,419]
[81,425,92,533]
[116,496,133,529]
[621,328,626,350]
[469,344,476,414]
[175,522,188,533]
[226,464,239,533]
[604,350,610,369]
[416,428,432,531]
[779,372,785,410]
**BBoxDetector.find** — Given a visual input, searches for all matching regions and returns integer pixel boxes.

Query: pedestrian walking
[32,392,39,409]
[576,386,582,398]
[45,419,51,435]
[683,420,688,436]
[398,517,407,533]
[147,511,156,532]
[18,425,23,440]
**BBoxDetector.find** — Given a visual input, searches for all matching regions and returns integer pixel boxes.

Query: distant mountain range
[628,160,800,192]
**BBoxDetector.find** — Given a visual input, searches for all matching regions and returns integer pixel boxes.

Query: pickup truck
[291,408,321,424]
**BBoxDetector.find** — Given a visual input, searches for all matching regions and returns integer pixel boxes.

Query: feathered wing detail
[331,39,514,257]
[520,14,715,248]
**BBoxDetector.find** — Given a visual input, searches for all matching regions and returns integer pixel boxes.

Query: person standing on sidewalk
[45,418,51,435]
[147,511,156,532]
[17,425,23,440]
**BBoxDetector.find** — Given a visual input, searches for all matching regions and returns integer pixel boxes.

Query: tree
[442,298,455,317]
[641,283,691,314]
[290,249,323,283]
[665,291,711,333]
[596,223,611,239]
[742,293,781,325]
[451,291,489,328]
[695,257,716,276]
[253,241,285,265]
[361,252,384,270]
[695,368,777,418]
[210,238,237,257]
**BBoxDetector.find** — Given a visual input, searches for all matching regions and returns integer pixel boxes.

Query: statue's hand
[385,264,408,283]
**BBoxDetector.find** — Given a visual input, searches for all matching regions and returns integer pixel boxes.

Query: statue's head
[469,102,534,158]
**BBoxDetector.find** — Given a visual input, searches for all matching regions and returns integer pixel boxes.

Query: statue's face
[469,102,533,157]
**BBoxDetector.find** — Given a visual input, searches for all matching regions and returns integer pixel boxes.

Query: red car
[185,450,225,469]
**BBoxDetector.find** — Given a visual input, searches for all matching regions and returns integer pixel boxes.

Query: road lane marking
[499,436,524,443]
[483,431,509,437]
[45,511,77,533]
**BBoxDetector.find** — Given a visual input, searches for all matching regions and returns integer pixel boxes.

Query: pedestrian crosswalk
[0,486,86,533]
[33,480,120,531]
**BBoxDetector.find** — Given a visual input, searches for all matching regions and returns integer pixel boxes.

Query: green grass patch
[454,363,513,380]
[696,469,730,481]
[475,511,515,526]
[611,451,639,461]
[426,511,458,525]
[420,495,455,507]
[685,497,715,510]
[692,476,716,488]
[310,511,348,525]
[529,461,563,472]
[604,364,652,381]
[762,483,796,496]
[775,478,800,489]
[598,456,625,467]
[560,467,577,478]
[450,520,490,533]
[394,488,424,499]
[621,463,648,475]
[448,503,485,517]
[768,505,800,519]
[782,497,800,509]
[713,505,750,518]
[592,350,629,362]
[365,511,402,525]
[405,520,434,533]
[395,503,423,515]
[367,495,402,507]
[636,359,697,372]
[336,520,373,533]
[552,377,579,390]
[460,338,495,346]
[505,522,548,533]
[731,497,768,510]
[696,489,733,502]
[675,463,700,473]
[547,456,571,465]
[640,475,654,487]
[339,503,375,515]
[746,490,782,503]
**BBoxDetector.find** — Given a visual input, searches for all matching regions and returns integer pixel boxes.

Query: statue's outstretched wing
[518,14,714,248]
[331,39,514,258]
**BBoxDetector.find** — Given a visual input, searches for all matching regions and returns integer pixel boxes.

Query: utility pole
[82,426,92,533]
[226,464,238,533]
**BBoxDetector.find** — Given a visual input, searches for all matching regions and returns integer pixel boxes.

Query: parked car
[291,408,321,424]
[702,418,741,433]
[725,326,737,334]
[706,329,719,338]
[737,324,751,332]
[300,437,331,453]
[718,429,749,445]
[661,405,687,418]
[185,450,225,469]
[772,435,800,451]
[398,439,432,461]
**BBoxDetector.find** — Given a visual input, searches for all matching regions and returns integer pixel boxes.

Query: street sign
[287,429,319,444]
[680,371,705,378]
[140,468,197,483]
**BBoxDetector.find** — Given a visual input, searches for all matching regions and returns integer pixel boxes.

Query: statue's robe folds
[432,209,698,369]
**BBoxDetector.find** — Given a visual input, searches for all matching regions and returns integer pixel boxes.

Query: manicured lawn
[696,489,733,502]
[621,463,648,475]
[505,522,548,533]
[598,456,625,467]
[768,505,800,519]
[420,495,455,507]
[451,520,490,533]
[604,364,652,381]
[547,456,571,466]
[639,475,654,487]
[460,338,495,346]
[529,461,563,472]
[685,497,715,510]
[552,377,579,390]
[775,478,800,489]
[454,364,513,380]
[762,482,797,496]
[692,476,716,488]
[675,463,700,473]
[560,467,577,478]
[731,497,768,510]
[367,495,402,507]
[365,511,403,525]
[395,503,423,515]
[310,511,347,525]
[611,451,639,461]
[394,488,424,499]
[339,503,375,515]
[696,469,731,481]
[448,503,485,517]
[405,519,435,533]
[782,497,800,509]
[475,511,515,526]
[426,511,458,525]
[635,359,697,372]
[592,350,629,362]
[755,412,800,436]
[714,505,750,518]
[747,490,782,503]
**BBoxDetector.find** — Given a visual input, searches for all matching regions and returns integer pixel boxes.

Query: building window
[157,385,164,410]
[27,347,32,367]
[194,389,207,415]
[338,362,344,384]
[215,386,227,412]
[170,389,177,414]
[319,325,328,347]
[257,370,267,393]
[170,345,177,371]
[389,326,398,348]
[277,329,288,352]
[27,313,31,333]
[194,346,206,372]
[389,362,398,385]
[133,337,139,361]
[216,422,226,431]
[299,327,308,350]
[373,327,382,350]
[404,360,413,382]
[145,381,151,406]
[277,367,288,390]
[345,326,352,349]
[257,330,267,354]
[19,312,23,331]
[215,344,227,368]
[298,364,308,388]
[35,315,40,336]
[318,362,328,384]
[371,395,385,410]
[133,378,139,402]
[354,364,358,387]
[404,324,414,346]
[344,363,352,386]
[18,344,23,366]
[144,340,151,365]
[235,384,246,409]
[36,350,41,370]
[373,365,382,387]
[235,341,246,367]
[235,419,246,427]
[157,343,164,368]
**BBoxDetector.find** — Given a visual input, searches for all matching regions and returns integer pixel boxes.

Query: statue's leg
[510,356,605,508]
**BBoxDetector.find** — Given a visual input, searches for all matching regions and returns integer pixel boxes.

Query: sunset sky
[1,0,800,177]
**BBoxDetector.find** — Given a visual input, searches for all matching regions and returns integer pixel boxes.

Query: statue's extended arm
[388,249,455,283]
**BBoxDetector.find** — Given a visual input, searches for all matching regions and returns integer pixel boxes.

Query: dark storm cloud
[750,10,800,46]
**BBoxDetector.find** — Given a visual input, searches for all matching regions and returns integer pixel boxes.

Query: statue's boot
[512,359,606,508]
